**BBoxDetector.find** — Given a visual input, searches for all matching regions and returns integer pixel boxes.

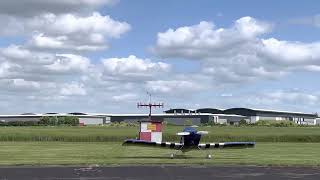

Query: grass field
[0,142,319,166]
[1,126,320,142]
[1,126,320,166]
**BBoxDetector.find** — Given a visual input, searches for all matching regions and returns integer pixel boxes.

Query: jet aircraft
[123,127,255,159]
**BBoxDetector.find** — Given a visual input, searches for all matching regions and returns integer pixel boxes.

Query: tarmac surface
[1,166,320,180]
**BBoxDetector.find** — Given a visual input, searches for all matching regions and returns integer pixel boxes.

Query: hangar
[160,107,319,125]
[109,112,244,125]
[0,111,244,126]
[224,108,318,125]
[161,108,245,125]
[0,107,318,125]
[0,113,110,125]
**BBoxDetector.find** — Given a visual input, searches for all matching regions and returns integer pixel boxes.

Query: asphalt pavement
[1,165,320,180]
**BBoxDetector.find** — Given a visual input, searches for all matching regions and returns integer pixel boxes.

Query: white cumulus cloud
[112,93,138,102]
[45,54,91,74]
[60,82,87,96]
[153,16,320,83]
[1,12,130,51]
[102,55,171,79]
[145,80,203,94]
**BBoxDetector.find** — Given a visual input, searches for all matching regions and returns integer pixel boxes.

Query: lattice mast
[137,92,164,121]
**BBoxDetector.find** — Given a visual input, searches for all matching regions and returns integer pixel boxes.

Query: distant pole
[137,92,164,121]
[148,92,152,119]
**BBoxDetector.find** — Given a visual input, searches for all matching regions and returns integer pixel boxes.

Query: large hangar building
[224,108,318,125]
[0,107,318,125]
[0,113,110,125]
[109,110,245,125]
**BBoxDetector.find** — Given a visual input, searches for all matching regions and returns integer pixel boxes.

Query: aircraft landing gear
[170,153,175,159]
[206,154,212,159]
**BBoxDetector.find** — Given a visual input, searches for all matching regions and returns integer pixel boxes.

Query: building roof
[196,108,223,114]
[224,108,317,117]
[164,108,195,113]
[107,113,245,117]
[20,113,37,115]
[68,112,88,115]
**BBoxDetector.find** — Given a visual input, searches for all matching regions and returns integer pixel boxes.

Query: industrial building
[224,108,318,125]
[0,107,318,125]
[0,113,110,125]
[163,107,319,125]
[109,113,245,125]
[0,110,246,126]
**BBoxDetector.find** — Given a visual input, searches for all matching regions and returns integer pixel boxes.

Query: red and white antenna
[137,92,164,121]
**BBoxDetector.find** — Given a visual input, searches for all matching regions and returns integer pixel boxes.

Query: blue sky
[0,0,320,114]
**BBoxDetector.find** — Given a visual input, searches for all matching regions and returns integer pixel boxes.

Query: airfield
[2,125,320,179]
[0,125,320,166]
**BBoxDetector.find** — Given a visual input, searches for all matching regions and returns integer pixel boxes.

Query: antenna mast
[137,92,164,121]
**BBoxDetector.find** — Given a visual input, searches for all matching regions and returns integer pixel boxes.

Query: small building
[68,113,110,125]
[139,121,162,142]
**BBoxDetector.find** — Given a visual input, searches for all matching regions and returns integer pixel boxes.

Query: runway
[1,166,320,180]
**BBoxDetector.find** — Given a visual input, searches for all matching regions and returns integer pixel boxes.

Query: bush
[65,116,79,126]
[39,116,58,126]
[239,119,248,126]
[254,120,297,127]
[184,119,193,126]
[39,116,79,126]
[107,122,139,127]
[202,121,215,126]
[38,116,50,125]
[0,121,39,126]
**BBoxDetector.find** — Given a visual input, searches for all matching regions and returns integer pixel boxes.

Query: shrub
[0,121,39,126]
[254,120,297,127]
[202,121,215,126]
[239,119,248,126]
[107,122,139,127]
[39,116,50,125]
[39,116,79,126]
[64,116,79,126]
[184,119,193,126]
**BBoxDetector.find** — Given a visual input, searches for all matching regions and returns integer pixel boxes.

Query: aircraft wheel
[207,154,212,159]
[170,153,175,159]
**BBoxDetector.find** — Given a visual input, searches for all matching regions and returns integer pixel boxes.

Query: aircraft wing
[176,132,190,136]
[123,139,183,150]
[198,142,255,149]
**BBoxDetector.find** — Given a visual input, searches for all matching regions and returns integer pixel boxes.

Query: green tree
[239,119,248,126]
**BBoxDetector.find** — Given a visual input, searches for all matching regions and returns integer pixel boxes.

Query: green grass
[0,142,320,166]
[1,126,320,166]
[1,126,320,142]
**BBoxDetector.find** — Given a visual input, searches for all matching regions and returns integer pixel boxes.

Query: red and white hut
[138,121,162,142]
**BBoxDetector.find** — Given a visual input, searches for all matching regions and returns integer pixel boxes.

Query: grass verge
[1,126,320,142]
[0,142,320,166]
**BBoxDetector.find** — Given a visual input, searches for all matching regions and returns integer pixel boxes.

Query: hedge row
[39,116,79,126]
[0,133,320,142]
[0,121,39,126]
[0,116,79,126]
[202,120,309,127]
